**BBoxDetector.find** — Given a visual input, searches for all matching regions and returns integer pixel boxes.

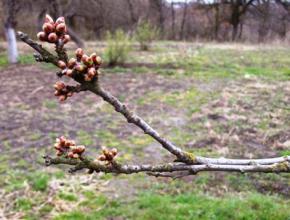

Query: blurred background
[3,0,290,42]
[0,0,290,219]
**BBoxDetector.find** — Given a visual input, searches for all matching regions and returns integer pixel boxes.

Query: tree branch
[43,155,290,175]
[17,31,59,65]
[18,29,290,175]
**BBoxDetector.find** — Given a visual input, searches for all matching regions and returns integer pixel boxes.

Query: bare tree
[3,0,19,64]
[16,15,290,178]
[227,0,256,41]
[148,0,165,35]
[179,1,189,40]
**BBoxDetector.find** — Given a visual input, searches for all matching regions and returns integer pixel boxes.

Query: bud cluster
[56,48,102,82]
[54,136,85,159]
[54,81,77,101]
[37,14,70,44]
[98,147,118,162]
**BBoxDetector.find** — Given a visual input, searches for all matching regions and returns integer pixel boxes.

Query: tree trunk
[214,3,220,40]
[179,2,188,40]
[5,26,18,64]
[4,0,18,64]
[171,2,176,40]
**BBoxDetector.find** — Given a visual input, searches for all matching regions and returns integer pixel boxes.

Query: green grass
[1,43,289,219]
[54,192,290,220]
[29,172,50,191]
[0,54,35,67]
[15,198,33,211]
[58,192,78,202]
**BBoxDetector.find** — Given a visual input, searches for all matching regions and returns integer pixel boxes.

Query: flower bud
[62,34,70,44]
[81,54,89,63]
[55,17,65,25]
[88,67,96,78]
[54,143,61,150]
[98,155,106,161]
[43,22,54,34]
[111,148,118,156]
[45,14,54,24]
[68,58,76,68]
[75,64,85,72]
[57,60,67,69]
[54,81,65,90]
[69,140,76,146]
[84,75,91,82]
[66,69,73,77]
[86,57,93,67]
[91,54,102,65]
[65,140,73,147]
[75,48,84,60]
[96,56,102,65]
[56,150,63,156]
[54,90,61,96]
[56,23,66,34]
[37,32,47,41]
[72,153,79,159]
[67,151,74,158]
[73,145,85,154]
[48,32,58,43]
[59,136,66,144]
[59,95,67,102]
[82,55,93,67]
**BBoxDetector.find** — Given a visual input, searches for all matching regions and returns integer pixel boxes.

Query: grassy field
[0,41,289,219]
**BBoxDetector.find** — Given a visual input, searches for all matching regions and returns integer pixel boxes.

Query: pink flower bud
[68,58,76,68]
[42,22,54,34]
[48,32,58,43]
[111,148,118,156]
[75,48,84,60]
[45,14,54,24]
[75,64,85,72]
[88,67,96,78]
[91,53,102,65]
[67,151,74,158]
[37,32,47,41]
[72,153,79,159]
[57,60,67,69]
[84,75,91,81]
[55,16,65,25]
[66,69,73,77]
[56,23,66,34]
[54,81,65,90]
[82,55,93,67]
[62,34,70,44]
[56,150,63,156]
[73,145,85,154]
[98,155,107,161]
[59,95,67,102]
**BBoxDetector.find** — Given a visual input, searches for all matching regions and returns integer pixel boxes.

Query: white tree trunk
[5,26,18,64]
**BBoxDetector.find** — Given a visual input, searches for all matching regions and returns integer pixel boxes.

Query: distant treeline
[1,0,290,43]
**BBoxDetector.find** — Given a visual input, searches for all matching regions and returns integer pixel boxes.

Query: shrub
[135,21,159,51]
[104,29,131,66]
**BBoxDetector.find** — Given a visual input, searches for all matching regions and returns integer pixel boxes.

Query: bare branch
[17,31,59,65]
[18,24,290,176]
[43,155,290,175]
[87,84,193,163]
